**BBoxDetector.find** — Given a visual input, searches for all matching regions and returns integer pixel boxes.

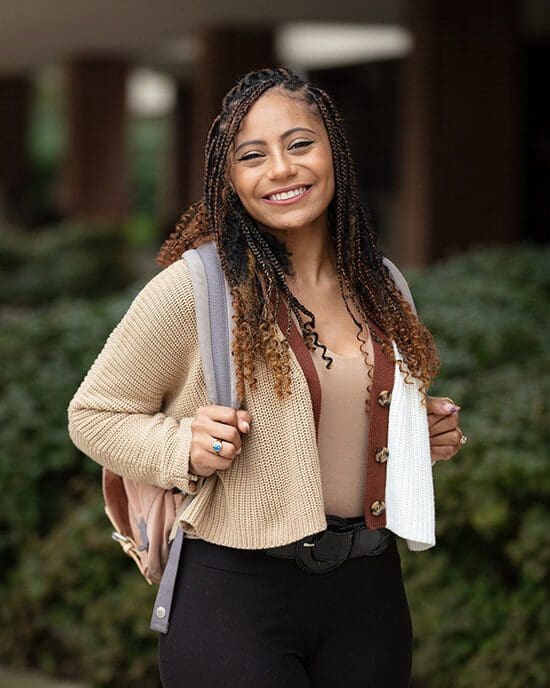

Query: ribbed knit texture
[386,342,436,550]
[68,259,327,550]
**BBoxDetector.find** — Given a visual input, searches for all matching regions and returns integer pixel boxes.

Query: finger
[430,429,462,447]
[202,419,242,453]
[199,404,240,427]
[194,448,234,471]
[236,409,252,433]
[198,432,238,460]
[428,413,459,435]
[427,396,461,416]
[431,445,459,461]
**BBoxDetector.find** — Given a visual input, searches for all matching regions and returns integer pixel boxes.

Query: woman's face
[228,89,335,234]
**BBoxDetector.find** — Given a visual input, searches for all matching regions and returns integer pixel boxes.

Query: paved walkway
[0,667,87,688]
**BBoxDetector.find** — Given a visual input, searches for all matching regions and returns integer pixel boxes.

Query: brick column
[165,80,194,219]
[0,75,31,225]
[395,0,520,266]
[61,57,129,221]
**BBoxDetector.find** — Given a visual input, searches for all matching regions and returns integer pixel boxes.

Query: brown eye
[239,151,263,161]
[290,140,313,150]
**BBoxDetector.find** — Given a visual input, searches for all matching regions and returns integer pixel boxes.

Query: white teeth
[268,186,308,201]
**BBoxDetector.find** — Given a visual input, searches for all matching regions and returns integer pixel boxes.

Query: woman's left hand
[427,396,466,463]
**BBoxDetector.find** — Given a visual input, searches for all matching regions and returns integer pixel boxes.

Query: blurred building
[0,0,548,265]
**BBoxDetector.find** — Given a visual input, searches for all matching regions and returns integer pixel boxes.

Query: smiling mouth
[262,185,312,205]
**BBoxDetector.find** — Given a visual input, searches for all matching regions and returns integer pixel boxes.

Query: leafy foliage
[400,244,550,688]
[0,223,134,306]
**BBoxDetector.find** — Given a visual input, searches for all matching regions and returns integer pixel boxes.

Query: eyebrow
[234,127,317,154]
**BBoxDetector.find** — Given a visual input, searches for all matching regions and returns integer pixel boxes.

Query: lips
[262,184,312,205]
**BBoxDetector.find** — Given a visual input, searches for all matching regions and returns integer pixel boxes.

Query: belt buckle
[295,524,354,574]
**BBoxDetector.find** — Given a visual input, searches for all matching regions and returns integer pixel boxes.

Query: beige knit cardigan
[68,258,330,549]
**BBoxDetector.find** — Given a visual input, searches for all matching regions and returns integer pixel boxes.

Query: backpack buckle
[111,530,131,544]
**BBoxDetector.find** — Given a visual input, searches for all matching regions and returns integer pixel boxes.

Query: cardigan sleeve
[383,257,438,468]
[382,257,418,316]
[67,259,203,495]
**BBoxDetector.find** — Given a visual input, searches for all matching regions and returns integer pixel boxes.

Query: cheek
[231,170,258,205]
[320,158,335,201]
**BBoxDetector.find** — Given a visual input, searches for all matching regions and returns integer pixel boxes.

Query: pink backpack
[99,241,238,632]
[102,470,185,585]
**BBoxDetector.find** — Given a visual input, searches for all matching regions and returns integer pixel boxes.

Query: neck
[261,211,337,289]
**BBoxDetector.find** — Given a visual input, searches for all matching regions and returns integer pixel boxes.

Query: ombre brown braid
[156,67,440,405]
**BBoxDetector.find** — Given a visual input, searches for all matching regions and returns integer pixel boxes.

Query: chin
[263,213,318,232]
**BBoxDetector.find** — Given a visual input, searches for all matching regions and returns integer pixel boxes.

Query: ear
[225,168,235,193]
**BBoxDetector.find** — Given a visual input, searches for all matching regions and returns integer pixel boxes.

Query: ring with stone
[212,439,223,455]
[457,428,468,445]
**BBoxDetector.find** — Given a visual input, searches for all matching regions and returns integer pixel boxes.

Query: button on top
[377,390,392,407]
[156,606,166,619]
[375,447,389,463]
[370,500,386,516]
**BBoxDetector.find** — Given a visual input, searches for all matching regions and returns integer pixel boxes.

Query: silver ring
[460,434,468,445]
[212,439,223,455]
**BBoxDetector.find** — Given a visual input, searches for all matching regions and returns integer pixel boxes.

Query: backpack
[101,241,239,633]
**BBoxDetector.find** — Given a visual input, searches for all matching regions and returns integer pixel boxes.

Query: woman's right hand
[189,405,252,477]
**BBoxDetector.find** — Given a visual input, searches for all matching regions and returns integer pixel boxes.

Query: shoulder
[142,258,194,305]
[382,256,417,315]
[119,258,196,338]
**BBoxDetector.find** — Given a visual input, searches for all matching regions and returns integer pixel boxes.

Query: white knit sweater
[386,341,435,550]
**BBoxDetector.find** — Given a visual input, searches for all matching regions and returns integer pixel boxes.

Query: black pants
[158,524,413,687]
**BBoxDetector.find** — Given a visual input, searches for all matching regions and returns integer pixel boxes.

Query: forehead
[234,90,322,142]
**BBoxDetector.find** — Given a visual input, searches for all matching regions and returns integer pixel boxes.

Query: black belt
[263,515,395,573]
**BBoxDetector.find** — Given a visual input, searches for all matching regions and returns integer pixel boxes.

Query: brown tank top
[310,338,373,517]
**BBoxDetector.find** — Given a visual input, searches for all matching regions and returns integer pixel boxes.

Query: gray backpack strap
[195,241,239,409]
[150,240,236,633]
[382,257,417,316]
[149,527,184,633]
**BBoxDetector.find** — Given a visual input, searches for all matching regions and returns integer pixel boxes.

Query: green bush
[0,243,548,687]
[0,223,135,306]
[1,485,159,686]
[0,291,138,567]
[401,244,550,688]
[0,282,160,686]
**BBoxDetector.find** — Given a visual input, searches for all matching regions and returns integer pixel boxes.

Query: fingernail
[443,403,461,413]
[242,421,250,433]
[237,447,242,455]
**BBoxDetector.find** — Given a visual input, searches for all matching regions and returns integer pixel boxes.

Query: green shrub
[0,485,159,686]
[0,282,160,686]
[0,223,135,306]
[401,244,550,688]
[0,243,548,687]
[0,287,143,567]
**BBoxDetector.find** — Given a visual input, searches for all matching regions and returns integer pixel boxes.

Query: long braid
[156,67,440,402]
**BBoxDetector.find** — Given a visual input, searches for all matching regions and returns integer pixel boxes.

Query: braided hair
[157,67,440,405]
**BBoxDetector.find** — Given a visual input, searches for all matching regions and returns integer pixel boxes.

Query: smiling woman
[68,67,463,688]
[229,92,335,236]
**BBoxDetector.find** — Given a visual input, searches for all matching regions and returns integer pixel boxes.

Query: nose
[266,151,297,181]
